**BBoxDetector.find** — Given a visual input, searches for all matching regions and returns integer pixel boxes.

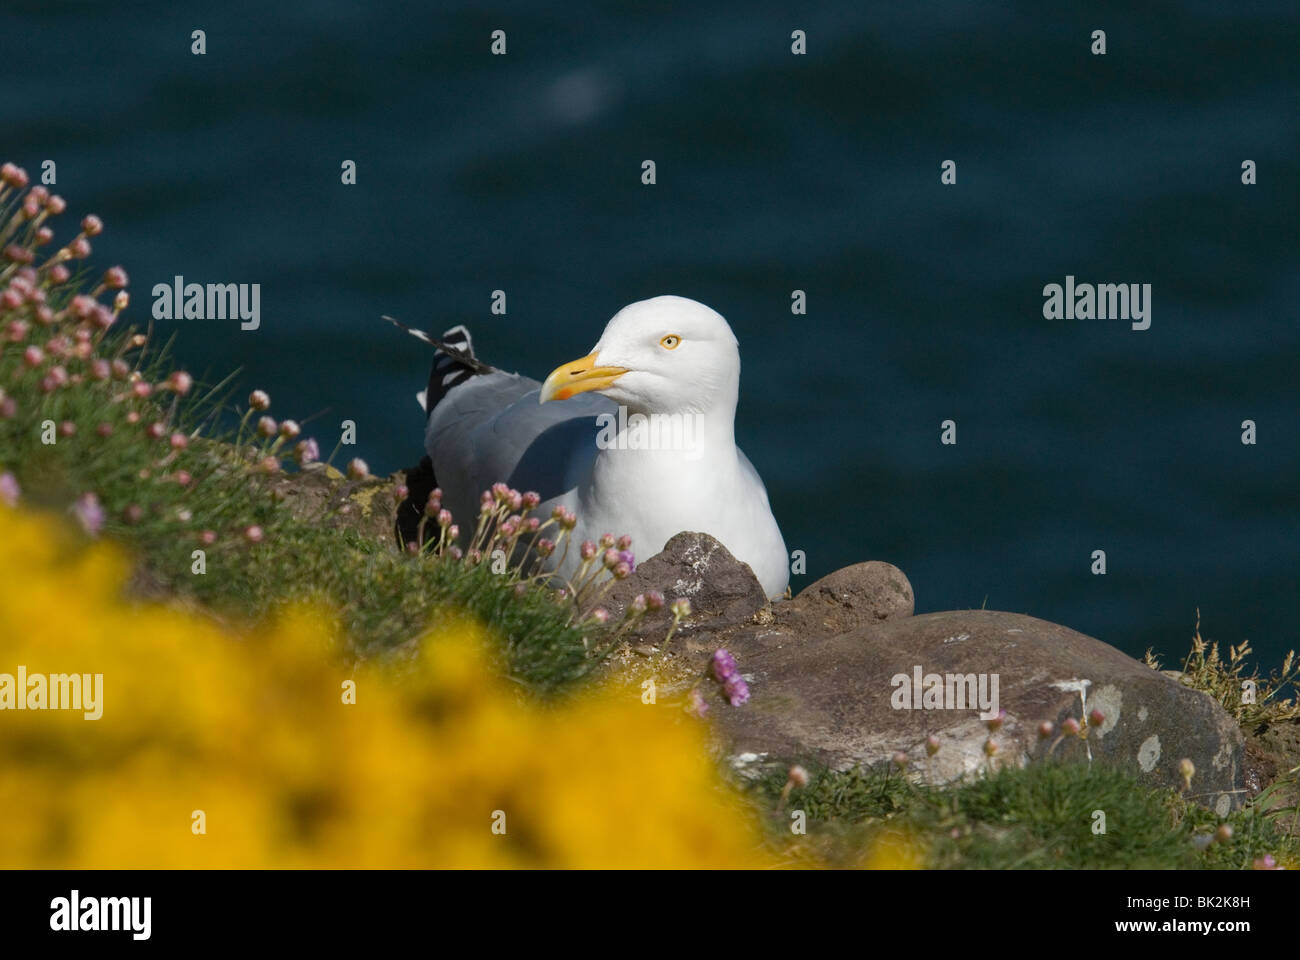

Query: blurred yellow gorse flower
[0,504,774,869]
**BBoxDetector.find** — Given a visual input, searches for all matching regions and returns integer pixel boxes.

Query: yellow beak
[539,353,628,403]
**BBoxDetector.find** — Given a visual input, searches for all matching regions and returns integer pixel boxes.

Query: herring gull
[392,295,789,598]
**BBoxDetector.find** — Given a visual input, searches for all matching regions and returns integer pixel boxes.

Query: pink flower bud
[248,389,271,410]
[0,163,28,188]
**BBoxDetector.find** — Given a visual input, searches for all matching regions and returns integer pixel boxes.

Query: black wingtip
[381,315,493,374]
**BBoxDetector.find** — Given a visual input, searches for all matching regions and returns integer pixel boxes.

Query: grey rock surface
[703,609,1245,811]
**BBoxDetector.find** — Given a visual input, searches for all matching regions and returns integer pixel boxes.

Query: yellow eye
[660,335,681,350]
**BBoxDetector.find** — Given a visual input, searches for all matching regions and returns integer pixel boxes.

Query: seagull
[390,296,790,598]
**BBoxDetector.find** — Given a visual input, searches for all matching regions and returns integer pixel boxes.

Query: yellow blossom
[0,504,775,868]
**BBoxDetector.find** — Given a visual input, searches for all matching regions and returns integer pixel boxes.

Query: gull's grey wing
[424,369,616,526]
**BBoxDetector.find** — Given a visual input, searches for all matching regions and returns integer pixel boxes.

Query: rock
[791,561,914,630]
[599,532,770,633]
[267,463,399,545]
[703,609,1246,811]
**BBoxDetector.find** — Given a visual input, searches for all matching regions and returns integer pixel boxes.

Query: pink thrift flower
[0,472,19,507]
[294,438,319,465]
[72,492,104,536]
[710,649,738,682]
[722,675,750,707]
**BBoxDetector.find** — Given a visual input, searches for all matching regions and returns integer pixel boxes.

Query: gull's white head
[539,295,740,416]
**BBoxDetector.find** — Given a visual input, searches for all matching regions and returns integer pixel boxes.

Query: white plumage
[408,296,789,598]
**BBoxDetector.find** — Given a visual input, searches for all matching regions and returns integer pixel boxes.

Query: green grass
[747,760,1300,869]
[6,409,595,694]
[1,332,595,696]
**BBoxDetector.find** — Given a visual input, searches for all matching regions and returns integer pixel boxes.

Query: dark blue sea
[4,1,1297,668]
